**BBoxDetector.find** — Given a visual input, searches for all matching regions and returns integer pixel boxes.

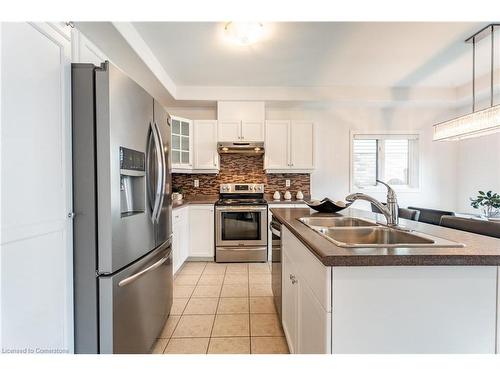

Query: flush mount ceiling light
[224,22,264,46]
[433,24,500,141]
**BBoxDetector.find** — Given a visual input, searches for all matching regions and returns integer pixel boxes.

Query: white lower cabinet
[173,204,215,272]
[172,207,189,274]
[281,227,331,354]
[188,205,215,258]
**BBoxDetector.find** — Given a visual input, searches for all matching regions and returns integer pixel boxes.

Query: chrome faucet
[346,180,399,227]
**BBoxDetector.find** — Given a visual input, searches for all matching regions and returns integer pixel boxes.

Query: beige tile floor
[151,261,289,354]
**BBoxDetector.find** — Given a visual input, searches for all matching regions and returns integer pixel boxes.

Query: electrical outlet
[194,179,199,188]
[285,179,291,188]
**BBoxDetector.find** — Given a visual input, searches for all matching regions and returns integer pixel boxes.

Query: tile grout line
[248,265,252,353]
[206,263,226,353]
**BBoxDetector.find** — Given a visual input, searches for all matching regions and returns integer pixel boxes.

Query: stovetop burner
[216,183,266,206]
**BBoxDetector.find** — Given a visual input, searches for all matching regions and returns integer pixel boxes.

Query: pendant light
[433,24,499,141]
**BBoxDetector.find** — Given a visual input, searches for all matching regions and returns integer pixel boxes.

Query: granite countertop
[270,207,500,266]
[172,195,219,209]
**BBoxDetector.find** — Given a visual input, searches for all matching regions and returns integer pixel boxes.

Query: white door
[189,205,215,257]
[71,27,107,65]
[218,120,241,142]
[290,121,314,169]
[264,120,290,170]
[194,120,218,170]
[1,23,73,352]
[297,279,330,354]
[281,252,298,353]
[241,121,264,141]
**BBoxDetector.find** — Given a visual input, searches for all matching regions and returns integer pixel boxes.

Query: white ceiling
[132,22,489,89]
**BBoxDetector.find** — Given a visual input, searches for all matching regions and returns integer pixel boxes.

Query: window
[351,133,419,190]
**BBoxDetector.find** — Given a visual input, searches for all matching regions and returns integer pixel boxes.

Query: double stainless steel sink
[298,216,464,248]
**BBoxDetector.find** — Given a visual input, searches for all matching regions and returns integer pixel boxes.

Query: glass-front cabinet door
[171,116,193,170]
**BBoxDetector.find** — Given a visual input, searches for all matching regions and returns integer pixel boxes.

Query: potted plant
[470,190,500,218]
[172,186,184,201]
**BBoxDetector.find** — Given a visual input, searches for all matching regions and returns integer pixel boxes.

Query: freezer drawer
[99,242,173,353]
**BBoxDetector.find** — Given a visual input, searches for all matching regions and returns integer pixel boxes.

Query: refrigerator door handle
[149,122,163,223]
[146,123,156,218]
[153,121,166,223]
[118,256,168,287]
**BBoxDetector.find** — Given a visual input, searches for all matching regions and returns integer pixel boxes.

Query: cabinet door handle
[289,274,298,284]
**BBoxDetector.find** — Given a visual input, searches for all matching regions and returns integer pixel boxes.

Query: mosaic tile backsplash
[172,154,310,196]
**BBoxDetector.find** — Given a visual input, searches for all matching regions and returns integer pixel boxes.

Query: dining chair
[439,215,500,239]
[407,206,455,225]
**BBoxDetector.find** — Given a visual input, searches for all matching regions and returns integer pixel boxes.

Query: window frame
[349,130,421,193]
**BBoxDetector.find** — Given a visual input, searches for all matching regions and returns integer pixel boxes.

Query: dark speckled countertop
[270,207,500,266]
[172,195,219,209]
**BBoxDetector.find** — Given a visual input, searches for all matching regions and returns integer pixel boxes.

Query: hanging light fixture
[433,24,500,141]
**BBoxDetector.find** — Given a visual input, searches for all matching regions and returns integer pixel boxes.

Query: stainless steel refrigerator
[71,61,173,353]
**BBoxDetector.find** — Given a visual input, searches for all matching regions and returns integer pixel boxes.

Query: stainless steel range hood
[217,141,264,155]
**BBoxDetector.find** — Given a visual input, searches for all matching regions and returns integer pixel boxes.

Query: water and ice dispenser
[119,147,146,217]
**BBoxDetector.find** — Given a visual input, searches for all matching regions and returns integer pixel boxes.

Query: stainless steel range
[215,183,268,263]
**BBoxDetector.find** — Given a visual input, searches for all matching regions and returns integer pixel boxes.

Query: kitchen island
[270,207,500,354]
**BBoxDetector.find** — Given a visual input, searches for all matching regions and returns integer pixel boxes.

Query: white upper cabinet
[218,120,264,142]
[218,120,241,142]
[265,120,290,169]
[241,121,265,141]
[217,101,265,142]
[194,120,219,171]
[265,120,315,172]
[171,116,193,171]
[290,121,314,169]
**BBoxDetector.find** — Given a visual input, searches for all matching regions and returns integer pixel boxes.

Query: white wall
[166,106,217,120]
[454,98,500,214]
[266,105,459,211]
[455,133,500,214]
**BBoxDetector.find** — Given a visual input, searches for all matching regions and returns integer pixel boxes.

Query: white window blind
[352,133,419,190]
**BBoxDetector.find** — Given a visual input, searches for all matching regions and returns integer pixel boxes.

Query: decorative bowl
[305,198,352,213]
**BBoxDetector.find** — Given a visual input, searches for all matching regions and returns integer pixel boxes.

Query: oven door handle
[270,227,281,237]
[216,206,268,212]
[270,222,281,237]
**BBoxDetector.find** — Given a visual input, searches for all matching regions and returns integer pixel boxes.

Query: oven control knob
[250,186,254,191]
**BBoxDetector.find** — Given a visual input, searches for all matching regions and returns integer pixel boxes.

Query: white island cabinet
[281,227,331,354]
[280,226,499,354]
